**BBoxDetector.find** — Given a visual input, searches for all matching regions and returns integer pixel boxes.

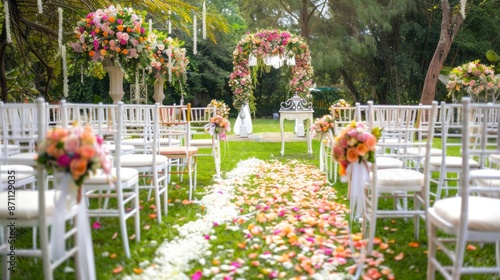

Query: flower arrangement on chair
[36,125,111,188]
[208,99,231,119]
[332,121,382,217]
[310,114,335,138]
[69,4,151,73]
[204,115,231,140]
[329,99,351,120]
[332,121,382,181]
[446,60,500,103]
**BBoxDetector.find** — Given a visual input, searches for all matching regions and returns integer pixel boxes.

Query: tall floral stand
[103,59,125,104]
[239,106,248,138]
[153,76,166,104]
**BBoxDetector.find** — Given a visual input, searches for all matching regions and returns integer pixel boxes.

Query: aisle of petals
[124,159,394,280]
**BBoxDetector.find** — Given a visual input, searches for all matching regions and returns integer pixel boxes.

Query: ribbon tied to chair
[346,161,370,219]
[52,172,96,280]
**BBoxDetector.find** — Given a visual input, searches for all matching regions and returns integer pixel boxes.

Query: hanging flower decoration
[69,4,151,73]
[330,99,352,120]
[204,115,231,140]
[310,114,335,138]
[149,33,189,89]
[36,125,111,187]
[332,121,382,180]
[229,30,314,110]
[446,60,500,103]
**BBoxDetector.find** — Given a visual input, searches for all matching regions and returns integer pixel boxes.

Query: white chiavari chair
[0,98,91,280]
[120,104,170,223]
[188,106,221,178]
[362,101,439,254]
[74,102,141,258]
[429,102,479,201]
[158,104,198,200]
[427,97,500,280]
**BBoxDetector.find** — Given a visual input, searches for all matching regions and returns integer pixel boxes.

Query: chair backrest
[461,97,500,212]
[367,101,439,169]
[0,102,39,154]
[159,104,190,147]
[331,104,364,135]
[188,105,216,135]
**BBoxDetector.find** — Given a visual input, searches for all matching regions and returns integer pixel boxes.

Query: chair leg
[496,241,500,267]
[117,192,131,258]
[133,184,141,243]
[154,175,162,224]
[427,222,437,280]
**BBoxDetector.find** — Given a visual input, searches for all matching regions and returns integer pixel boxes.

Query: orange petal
[133,268,143,274]
[394,252,404,261]
[112,266,123,274]
[149,205,156,209]
[373,237,382,245]
[408,242,419,248]
[109,253,117,259]
[466,244,477,251]
[149,214,157,219]
[379,243,389,250]
[237,242,246,249]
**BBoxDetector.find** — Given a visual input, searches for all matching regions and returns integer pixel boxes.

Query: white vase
[239,105,248,138]
[153,76,166,104]
[103,59,125,104]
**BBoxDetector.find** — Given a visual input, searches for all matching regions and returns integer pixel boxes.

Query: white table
[279,110,314,156]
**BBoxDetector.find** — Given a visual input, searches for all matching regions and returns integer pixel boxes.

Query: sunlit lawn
[3,118,497,279]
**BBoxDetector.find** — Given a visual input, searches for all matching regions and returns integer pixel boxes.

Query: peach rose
[356,143,369,156]
[78,145,96,159]
[365,134,377,151]
[346,147,359,163]
[70,158,88,180]
[46,143,64,158]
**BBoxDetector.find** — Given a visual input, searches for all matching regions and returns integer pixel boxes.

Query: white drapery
[233,103,253,135]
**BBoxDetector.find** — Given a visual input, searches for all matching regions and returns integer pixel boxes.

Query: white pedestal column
[104,64,125,104]
[153,76,166,104]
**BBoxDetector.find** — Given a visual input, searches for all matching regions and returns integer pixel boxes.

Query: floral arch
[229,30,314,111]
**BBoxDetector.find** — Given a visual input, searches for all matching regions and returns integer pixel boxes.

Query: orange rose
[70,158,88,181]
[94,28,100,34]
[115,47,121,53]
[78,145,96,159]
[126,27,132,33]
[108,16,116,23]
[100,49,107,56]
[89,50,95,57]
[356,143,369,156]
[346,147,359,163]
[117,25,124,32]
[122,49,129,55]
[46,143,64,158]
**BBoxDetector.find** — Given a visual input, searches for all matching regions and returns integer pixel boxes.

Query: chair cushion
[84,167,138,184]
[376,157,403,169]
[120,154,169,167]
[406,147,442,157]
[159,146,198,156]
[433,196,500,232]
[430,156,479,168]
[1,165,35,182]
[8,152,38,166]
[190,139,214,147]
[0,190,57,219]
[376,168,424,187]
[472,169,500,189]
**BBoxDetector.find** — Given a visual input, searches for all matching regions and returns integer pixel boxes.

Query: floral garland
[446,60,500,103]
[229,30,314,110]
[149,33,189,89]
[69,4,151,73]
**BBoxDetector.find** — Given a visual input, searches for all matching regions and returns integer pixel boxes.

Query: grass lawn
[3,118,498,279]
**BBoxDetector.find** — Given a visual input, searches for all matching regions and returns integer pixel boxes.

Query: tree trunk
[341,69,362,103]
[420,0,464,105]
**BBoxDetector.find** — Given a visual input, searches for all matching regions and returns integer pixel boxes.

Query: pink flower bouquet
[310,114,335,138]
[332,121,381,177]
[36,125,111,187]
[204,115,231,140]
